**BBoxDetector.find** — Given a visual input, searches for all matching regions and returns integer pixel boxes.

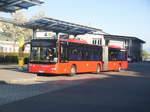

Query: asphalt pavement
[0,64,37,84]
[0,62,150,112]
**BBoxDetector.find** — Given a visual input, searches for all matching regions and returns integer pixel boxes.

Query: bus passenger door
[102,46,108,71]
[59,41,70,74]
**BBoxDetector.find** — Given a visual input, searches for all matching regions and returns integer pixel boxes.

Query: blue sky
[1,0,150,50]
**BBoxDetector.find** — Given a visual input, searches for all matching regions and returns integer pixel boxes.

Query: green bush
[0,52,29,64]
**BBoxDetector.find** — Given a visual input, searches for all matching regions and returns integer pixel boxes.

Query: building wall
[78,34,105,45]
[129,39,143,61]
[36,31,56,38]
[78,34,125,48]
[0,41,30,53]
[108,40,124,48]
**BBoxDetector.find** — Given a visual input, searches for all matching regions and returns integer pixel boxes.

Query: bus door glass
[60,41,69,62]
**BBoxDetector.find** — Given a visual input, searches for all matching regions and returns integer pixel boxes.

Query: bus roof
[32,38,102,47]
[61,39,88,44]
[61,39,104,47]
[108,45,126,49]
[0,0,43,13]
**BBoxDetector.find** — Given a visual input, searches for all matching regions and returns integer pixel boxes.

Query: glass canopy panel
[0,0,43,12]
[22,17,102,35]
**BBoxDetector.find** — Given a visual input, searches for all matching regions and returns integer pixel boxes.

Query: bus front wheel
[69,65,76,76]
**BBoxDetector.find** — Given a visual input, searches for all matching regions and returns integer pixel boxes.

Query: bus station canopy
[0,0,43,13]
[21,17,103,35]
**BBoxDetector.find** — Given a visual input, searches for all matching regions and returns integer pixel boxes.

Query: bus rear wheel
[69,65,76,76]
[96,64,101,74]
[117,64,122,72]
[37,73,44,76]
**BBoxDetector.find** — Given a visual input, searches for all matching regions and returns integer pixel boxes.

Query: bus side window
[82,46,89,61]
[99,47,102,61]
[121,51,126,61]
[77,47,83,61]
[89,47,94,61]
[109,51,115,61]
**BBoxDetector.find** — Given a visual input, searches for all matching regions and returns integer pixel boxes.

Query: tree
[142,50,149,61]
[0,11,46,42]
[0,11,32,41]
[30,11,46,20]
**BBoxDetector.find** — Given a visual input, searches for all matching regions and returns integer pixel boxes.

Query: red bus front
[28,39,59,74]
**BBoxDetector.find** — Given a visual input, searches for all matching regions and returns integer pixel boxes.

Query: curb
[0,77,37,84]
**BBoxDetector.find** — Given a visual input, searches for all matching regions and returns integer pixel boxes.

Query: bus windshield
[30,47,57,64]
[30,39,57,64]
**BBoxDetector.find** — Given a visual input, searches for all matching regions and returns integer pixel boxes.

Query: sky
[0,0,150,50]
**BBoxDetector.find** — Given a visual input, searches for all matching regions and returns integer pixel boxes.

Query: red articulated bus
[28,38,128,76]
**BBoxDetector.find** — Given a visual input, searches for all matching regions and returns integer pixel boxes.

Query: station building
[0,40,30,53]
[0,33,30,53]
[78,34,145,62]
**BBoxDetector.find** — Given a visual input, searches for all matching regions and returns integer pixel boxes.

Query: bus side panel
[56,61,127,73]
[121,61,128,70]
[55,61,90,74]
[56,61,94,74]
[108,61,120,71]
[108,61,128,71]
[75,61,102,73]
[88,61,103,72]
[73,61,88,73]
[29,61,103,75]
[55,63,71,74]
[56,61,103,74]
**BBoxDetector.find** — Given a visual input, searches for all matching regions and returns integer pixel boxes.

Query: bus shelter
[0,0,43,13]
[21,17,103,39]
[0,0,44,35]
[0,0,43,68]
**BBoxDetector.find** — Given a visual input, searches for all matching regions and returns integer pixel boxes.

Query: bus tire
[117,64,122,72]
[37,73,43,76]
[69,65,76,76]
[96,64,101,74]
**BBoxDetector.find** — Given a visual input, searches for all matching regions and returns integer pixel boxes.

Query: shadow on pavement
[0,62,150,112]
[0,72,150,112]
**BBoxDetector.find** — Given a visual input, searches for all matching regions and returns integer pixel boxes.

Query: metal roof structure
[0,16,21,25]
[0,0,43,13]
[21,17,103,35]
[104,34,145,43]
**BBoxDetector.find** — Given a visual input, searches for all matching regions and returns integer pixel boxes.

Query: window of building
[92,38,102,45]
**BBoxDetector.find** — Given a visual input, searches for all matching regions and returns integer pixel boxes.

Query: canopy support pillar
[32,29,36,39]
